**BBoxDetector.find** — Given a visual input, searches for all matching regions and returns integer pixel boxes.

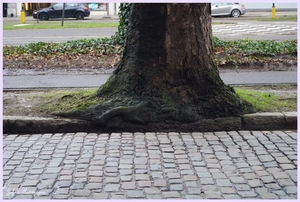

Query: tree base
[56,92,255,132]
[101,116,243,133]
[55,109,243,132]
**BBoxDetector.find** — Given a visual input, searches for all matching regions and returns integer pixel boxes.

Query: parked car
[33,3,90,20]
[211,3,246,18]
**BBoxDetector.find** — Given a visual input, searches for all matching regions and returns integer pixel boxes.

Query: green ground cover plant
[3,37,297,68]
[3,38,119,56]
[213,38,297,67]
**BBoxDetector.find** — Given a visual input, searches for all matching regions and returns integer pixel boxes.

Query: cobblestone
[238,191,258,198]
[54,188,70,195]
[85,183,102,190]
[170,184,184,191]
[22,180,39,187]
[92,193,109,199]
[73,190,92,197]
[223,194,241,199]
[230,176,246,183]
[121,182,136,189]
[127,190,145,198]
[235,184,252,191]
[259,192,279,199]
[2,131,297,199]
[37,179,56,189]
[154,179,167,187]
[248,179,262,187]
[104,184,120,192]
[162,191,181,198]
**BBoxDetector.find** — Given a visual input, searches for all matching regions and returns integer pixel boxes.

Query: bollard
[20,7,25,24]
[271,3,276,19]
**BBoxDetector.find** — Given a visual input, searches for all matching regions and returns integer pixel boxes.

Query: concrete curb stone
[242,112,297,130]
[282,112,298,129]
[3,112,297,134]
[3,116,97,134]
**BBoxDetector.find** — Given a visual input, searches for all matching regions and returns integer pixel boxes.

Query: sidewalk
[2,71,297,89]
[3,131,297,199]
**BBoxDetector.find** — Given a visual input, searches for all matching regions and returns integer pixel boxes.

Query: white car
[211,3,246,18]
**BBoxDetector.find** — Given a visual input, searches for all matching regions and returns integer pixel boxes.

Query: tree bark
[61,3,254,132]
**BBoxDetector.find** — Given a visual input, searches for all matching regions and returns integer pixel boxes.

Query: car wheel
[39,12,49,20]
[231,9,241,18]
[76,12,84,20]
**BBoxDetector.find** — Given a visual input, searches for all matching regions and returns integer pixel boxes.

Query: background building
[243,3,297,11]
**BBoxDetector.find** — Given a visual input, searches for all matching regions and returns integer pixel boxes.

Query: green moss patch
[34,88,101,114]
[234,87,297,112]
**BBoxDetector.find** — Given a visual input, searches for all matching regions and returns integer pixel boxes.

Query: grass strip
[234,87,297,112]
[3,21,119,30]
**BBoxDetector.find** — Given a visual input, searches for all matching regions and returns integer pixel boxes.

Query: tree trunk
[62,3,254,132]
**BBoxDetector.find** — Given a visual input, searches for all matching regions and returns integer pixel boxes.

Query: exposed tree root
[92,101,149,125]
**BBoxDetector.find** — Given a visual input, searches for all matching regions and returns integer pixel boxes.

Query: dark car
[33,3,90,20]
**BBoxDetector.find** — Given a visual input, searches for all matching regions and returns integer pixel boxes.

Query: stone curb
[3,112,297,134]
[242,112,297,130]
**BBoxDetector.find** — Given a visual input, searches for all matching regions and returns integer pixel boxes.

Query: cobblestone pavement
[213,23,297,36]
[3,131,297,199]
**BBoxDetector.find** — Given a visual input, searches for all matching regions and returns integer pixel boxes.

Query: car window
[213,3,226,7]
[53,3,63,10]
[66,3,78,7]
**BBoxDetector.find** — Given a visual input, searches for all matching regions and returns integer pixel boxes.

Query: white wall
[243,3,297,11]
[7,3,18,17]
[107,3,121,16]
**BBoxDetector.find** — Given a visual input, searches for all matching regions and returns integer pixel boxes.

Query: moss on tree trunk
[59,3,254,132]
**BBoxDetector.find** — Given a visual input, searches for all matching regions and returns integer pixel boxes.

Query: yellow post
[271,3,276,19]
[20,6,25,24]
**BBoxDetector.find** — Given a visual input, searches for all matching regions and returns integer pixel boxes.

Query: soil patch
[3,54,297,76]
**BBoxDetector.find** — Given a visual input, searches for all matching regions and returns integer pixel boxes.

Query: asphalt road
[3,20,297,46]
[3,28,117,46]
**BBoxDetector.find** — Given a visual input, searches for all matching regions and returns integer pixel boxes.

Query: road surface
[3,21,297,46]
